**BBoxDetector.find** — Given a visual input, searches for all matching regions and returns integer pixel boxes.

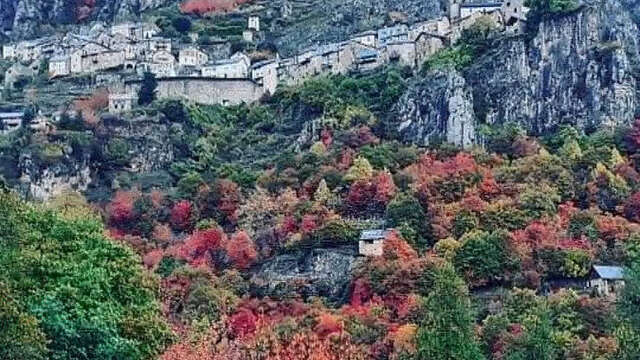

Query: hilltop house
[378,24,409,45]
[179,46,209,67]
[0,112,23,135]
[359,229,390,257]
[49,55,71,78]
[148,50,177,77]
[251,59,279,94]
[201,52,250,78]
[588,265,625,296]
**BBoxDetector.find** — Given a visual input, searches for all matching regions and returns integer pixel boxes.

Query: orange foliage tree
[180,0,252,14]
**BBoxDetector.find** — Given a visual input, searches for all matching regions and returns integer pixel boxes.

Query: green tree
[0,191,173,360]
[0,282,47,360]
[138,71,158,105]
[454,230,519,286]
[386,193,432,250]
[417,264,485,360]
[618,263,640,359]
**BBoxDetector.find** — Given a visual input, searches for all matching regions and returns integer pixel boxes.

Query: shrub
[386,193,432,250]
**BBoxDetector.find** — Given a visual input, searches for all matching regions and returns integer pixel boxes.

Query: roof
[593,265,624,280]
[358,49,378,59]
[0,112,24,119]
[360,229,390,241]
[461,2,502,8]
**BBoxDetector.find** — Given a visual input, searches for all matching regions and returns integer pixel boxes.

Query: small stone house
[588,265,625,296]
[2,44,15,59]
[109,92,138,114]
[382,40,416,67]
[378,24,409,45]
[248,16,260,32]
[148,50,177,77]
[0,112,24,135]
[351,31,378,48]
[460,2,503,18]
[359,229,390,257]
[49,55,71,78]
[202,52,250,79]
[251,59,279,94]
[178,46,209,67]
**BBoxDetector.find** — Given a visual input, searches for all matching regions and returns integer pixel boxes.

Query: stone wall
[127,77,264,106]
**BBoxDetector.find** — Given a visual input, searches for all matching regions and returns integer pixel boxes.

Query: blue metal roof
[360,229,389,241]
[593,265,625,280]
[358,49,378,59]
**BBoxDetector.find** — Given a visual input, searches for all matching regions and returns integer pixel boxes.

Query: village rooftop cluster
[1,0,528,127]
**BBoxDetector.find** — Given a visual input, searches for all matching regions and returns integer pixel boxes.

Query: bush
[454,230,520,286]
[386,193,433,250]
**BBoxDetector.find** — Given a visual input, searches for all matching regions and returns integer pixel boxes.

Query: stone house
[450,10,503,43]
[109,92,138,114]
[243,29,256,43]
[251,59,279,94]
[588,265,625,296]
[460,2,503,18]
[382,40,416,68]
[351,30,378,48]
[4,61,37,89]
[111,22,143,41]
[201,52,250,78]
[179,46,209,67]
[0,112,23,135]
[359,229,390,257]
[248,16,260,32]
[351,43,381,72]
[2,44,15,59]
[148,50,177,77]
[15,40,43,62]
[378,24,409,45]
[409,17,451,41]
[79,44,126,73]
[143,23,161,40]
[415,32,447,65]
[146,37,172,53]
[502,0,529,34]
[49,55,71,78]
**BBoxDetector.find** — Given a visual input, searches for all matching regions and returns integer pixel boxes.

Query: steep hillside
[391,0,640,147]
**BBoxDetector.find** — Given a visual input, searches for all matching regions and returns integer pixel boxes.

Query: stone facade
[127,77,264,106]
[248,16,260,32]
[109,92,138,113]
[49,55,70,78]
[148,50,176,77]
[252,59,279,94]
[359,239,384,257]
[179,47,209,67]
[2,44,15,59]
[0,112,23,135]
[201,52,250,78]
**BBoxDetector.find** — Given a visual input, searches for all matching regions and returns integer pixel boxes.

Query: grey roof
[461,2,502,7]
[593,265,624,280]
[0,112,24,119]
[360,229,389,241]
[358,49,378,59]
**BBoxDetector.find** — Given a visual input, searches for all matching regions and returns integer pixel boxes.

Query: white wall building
[149,50,177,77]
[2,44,16,59]
[248,16,260,32]
[252,59,279,94]
[201,52,250,78]
[179,47,209,67]
[49,55,71,78]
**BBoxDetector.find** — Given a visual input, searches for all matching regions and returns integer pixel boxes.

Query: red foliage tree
[229,308,258,338]
[314,313,343,339]
[180,0,252,14]
[383,231,418,261]
[170,200,192,230]
[373,171,396,205]
[349,278,372,307]
[300,215,318,234]
[321,128,333,147]
[106,190,138,227]
[624,192,640,222]
[215,179,241,224]
[225,231,258,269]
[175,228,225,266]
[626,118,640,153]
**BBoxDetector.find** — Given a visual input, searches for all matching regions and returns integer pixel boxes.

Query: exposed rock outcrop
[250,246,361,305]
[392,0,640,147]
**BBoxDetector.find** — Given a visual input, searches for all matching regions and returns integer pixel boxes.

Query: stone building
[382,41,416,67]
[588,265,625,296]
[358,229,390,257]
[415,32,447,65]
[248,16,260,32]
[111,22,144,41]
[251,59,279,94]
[502,0,529,34]
[2,44,15,59]
[460,2,503,18]
[49,55,71,78]
[148,50,177,77]
[378,24,409,45]
[179,46,209,67]
[0,112,23,135]
[351,30,378,48]
[409,17,451,41]
[109,92,138,114]
[70,43,125,74]
[201,52,250,78]
[143,23,161,40]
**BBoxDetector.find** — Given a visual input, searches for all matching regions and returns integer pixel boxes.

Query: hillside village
[0,0,527,133]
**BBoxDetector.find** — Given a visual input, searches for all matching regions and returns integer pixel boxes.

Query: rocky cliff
[392,0,640,148]
[0,0,176,38]
[250,246,361,304]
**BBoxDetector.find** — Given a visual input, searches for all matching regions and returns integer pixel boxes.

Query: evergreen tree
[417,264,485,360]
[138,72,158,106]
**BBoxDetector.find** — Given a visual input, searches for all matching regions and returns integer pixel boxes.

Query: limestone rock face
[0,0,176,39]
[250,247,361,305]
[392,0,640,147]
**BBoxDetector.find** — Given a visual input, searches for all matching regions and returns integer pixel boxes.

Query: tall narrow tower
[447,0,461,20]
